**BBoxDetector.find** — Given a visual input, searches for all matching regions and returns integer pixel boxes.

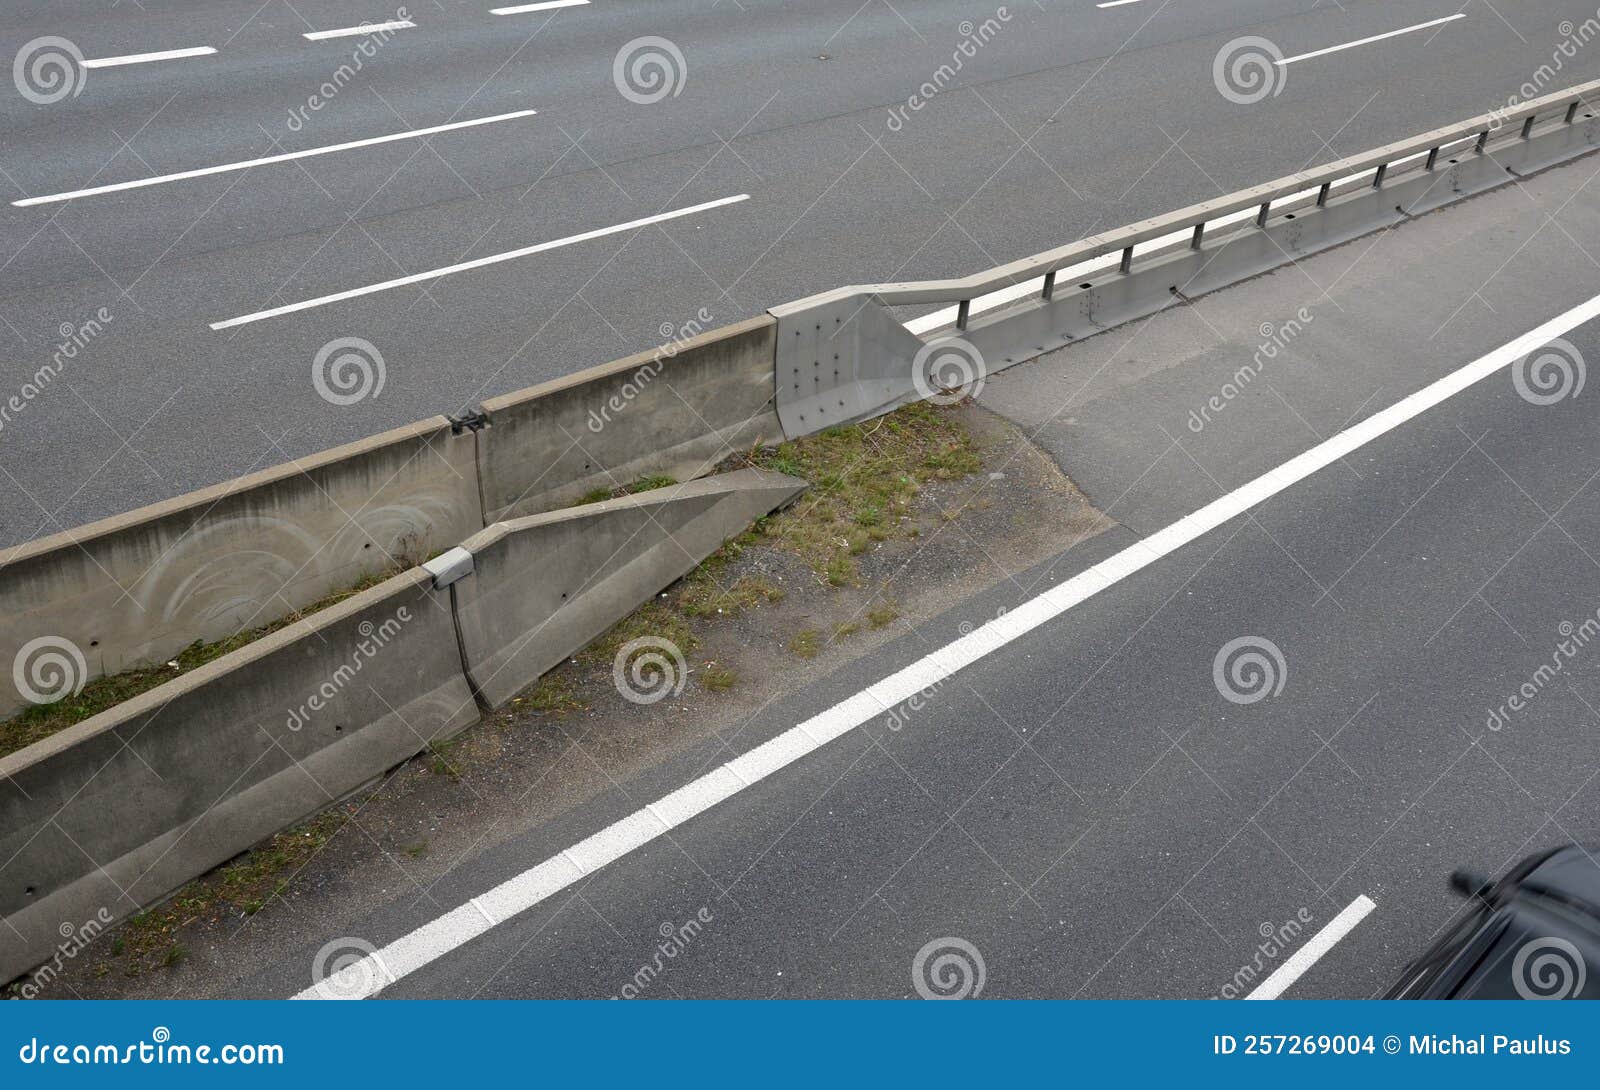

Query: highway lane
[1,0,1594,547]
[277,308,1600,1001]
[195,143,1600,1001]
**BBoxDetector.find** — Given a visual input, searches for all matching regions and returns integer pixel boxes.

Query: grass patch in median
[576,401,981,678]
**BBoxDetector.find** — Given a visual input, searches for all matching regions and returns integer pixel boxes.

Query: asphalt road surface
[197,130,1600,1000]
[3,0,1598,549]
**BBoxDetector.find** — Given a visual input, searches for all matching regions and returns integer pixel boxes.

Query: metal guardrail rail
[769,78,1600,436]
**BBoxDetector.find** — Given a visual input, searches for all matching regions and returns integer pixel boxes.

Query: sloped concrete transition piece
[453,469,806,709]
[0,470,805,985]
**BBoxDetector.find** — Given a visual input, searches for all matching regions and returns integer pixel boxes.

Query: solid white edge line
[1277,14,1466,66]
[303,20,417,40]
[12,110,538,207]
[1245,895,1377,999]
[492,0,590,13]
[1096,0,1146,7]
[290,289,1600,1000]
[210,193,749,329]
[79,47,216,69]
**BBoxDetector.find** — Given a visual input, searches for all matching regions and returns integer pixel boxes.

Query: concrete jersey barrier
[0,566,476,986]
[476,316,782,523]
[0,418,482,719]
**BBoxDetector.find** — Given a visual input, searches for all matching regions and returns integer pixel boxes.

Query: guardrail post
[1425,147,1439,171]
[1119,246,1134,274]
[956,299,970,330]
[1566,101,1580,124]
[1255,200,1271,227]
[1476,129,1489,153]
[1372,163,1387,188]
[1191,222,1205,249]
[1041,271,1055,300]
[1317,183,1331,207]
[1522,114,1538,139]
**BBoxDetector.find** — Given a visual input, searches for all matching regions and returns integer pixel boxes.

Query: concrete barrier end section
[453,469,807,710]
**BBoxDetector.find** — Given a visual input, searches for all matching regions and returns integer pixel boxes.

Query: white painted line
[291,290,1600,999]
[12,110,537,208]
[1096,0,1147,7]
[1277,14,1465,66]
[80,47,216,69]
[492,0,589,13]
[303,19,416,40]
[210,193,749,329]
[1246,895,1377,999]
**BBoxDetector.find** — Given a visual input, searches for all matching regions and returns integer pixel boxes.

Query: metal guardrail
[776,78,1600,317]
[768,78,1600,437]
